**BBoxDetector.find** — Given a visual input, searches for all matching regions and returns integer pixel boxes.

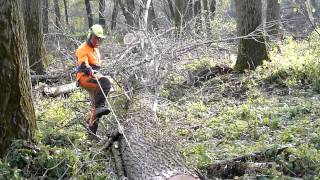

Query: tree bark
[43,82,78,97]
[305,0,315,26]
[119,0,136,27]
[234,0,269,71]
[139,0,158,30]
[111,0,119,30]
[118,80,199,179]
[99,0,106,27]
[210,0,216,16]
[310,0,320,18]
[265,0,281,40]
[85,0,93,28]
[23,0,47,75]
[53,0,61,28]
[140,0,152,30]
[63,0,69,26]
[42,0,49,34]
[148,0,158,30]
[126,0,136,27]
[0,0,36,156]
[175,0,186,35]
[167,0,175,19]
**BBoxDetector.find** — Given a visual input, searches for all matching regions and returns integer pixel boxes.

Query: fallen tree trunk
[186,64,233,86]
[117,84,200,179]
[205,145,293,179]
[43,82,78,97]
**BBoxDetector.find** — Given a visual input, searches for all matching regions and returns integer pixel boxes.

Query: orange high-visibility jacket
[75,42,101,80]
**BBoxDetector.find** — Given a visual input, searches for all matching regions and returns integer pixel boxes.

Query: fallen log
[43,82,78,97]
[185,64,233,86]
[205,145,293,179]
[114,78,200,180]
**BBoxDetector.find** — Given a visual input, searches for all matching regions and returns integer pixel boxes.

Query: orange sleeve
[76,49,90,67]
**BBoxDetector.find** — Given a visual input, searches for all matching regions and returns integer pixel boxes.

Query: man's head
[87,24,106,47]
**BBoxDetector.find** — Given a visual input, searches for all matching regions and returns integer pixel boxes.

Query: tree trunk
[99,0,106,27]
[234,0,269,71]
[23,0,47,75]
[42,0,49,34]
[148,0,158,30]
[203,0,212,36]
[127,0,136,27]
[63,0,69,26]
[140,0,152,30]
[305,0,315,26]
[228,0,236,18]
[118,81,199,179]
[139,0,158,30]
[175,0,186,35]
[184,0,193,23]
[53,0,61,28]
[266,0,281,38]
[167,0,175,19]
[194,0,201,32]
[310,0,320,18]
[0,0,36,156]
[111,0,119,30]
[119,0,136,27]
[85,0,93,28]
[210,0,216,16]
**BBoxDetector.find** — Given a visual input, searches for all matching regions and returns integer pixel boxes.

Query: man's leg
[93,77,112,119]
[88,77,112,134]
[78,76,101,134]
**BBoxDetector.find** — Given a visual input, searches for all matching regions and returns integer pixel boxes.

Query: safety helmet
[87,24,106,39]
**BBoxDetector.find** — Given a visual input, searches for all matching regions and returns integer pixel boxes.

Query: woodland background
[1,0,320,179]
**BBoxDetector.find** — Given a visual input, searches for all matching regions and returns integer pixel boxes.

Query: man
[76,24,111,134]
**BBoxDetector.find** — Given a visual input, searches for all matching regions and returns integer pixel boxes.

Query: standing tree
[234,0,269,71]
[210,0,216,16]
[175,0,186,35]
[111,0,119,30]
[119,0,136,28]
[63,0,69,26]
[167,0,175,20]
[85,0,93,27]
[139,0,158,30]
[148,0,158,30]
[42,0,49,34]
[23,0,47,75]
[53,0,61,28]
[266,0,281,38]
[99,0,106,27]
[0,0,36,156]
[126,0,136,26]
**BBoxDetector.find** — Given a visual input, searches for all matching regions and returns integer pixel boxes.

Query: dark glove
[83,67,93,76]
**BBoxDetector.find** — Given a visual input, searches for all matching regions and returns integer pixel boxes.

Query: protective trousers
[78,74,111,134]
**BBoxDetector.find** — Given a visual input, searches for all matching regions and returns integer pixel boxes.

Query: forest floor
[1,37,320,179]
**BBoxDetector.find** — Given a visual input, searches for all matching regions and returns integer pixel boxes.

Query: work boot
[89,119,99,135]
[94,107,111,119]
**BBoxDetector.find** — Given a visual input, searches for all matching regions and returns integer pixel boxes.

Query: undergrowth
[158,30,320,179]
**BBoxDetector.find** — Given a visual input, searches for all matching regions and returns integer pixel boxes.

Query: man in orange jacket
[76,24,111,134]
